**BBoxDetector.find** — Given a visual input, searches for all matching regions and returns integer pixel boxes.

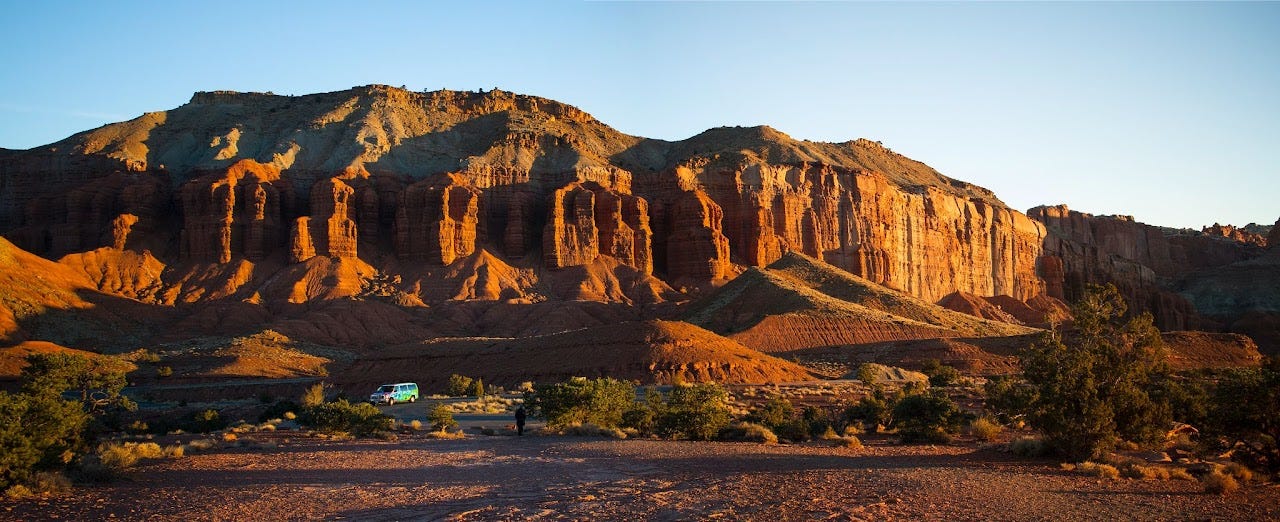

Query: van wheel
[409,396,416,403]
[387,399,395,406]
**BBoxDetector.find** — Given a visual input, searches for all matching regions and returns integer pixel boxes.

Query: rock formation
[395,173,480,265]
[179,160,289,263]
[543,182,652,274]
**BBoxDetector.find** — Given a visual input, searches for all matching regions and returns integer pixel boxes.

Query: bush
[746,396,794,429]
[184,409,226,433]
[1017,284,1173,461]
[921,359,961,387]
[1077,461,1120,480]
[1120,462,1171,480]
[717,422,778,444]
[301,383,327,408]
[427,404,458,432]
[983,375,1035,426]
[0,389,88,491]
[446,374,474,397]
[97,442,162,469]
[892,391,963,443]
[155,366,173,378]
[304,399,394,436]
[845,391,892,433]
[525,377,635,429]
[656,383,731,441]
[835,435,864,450]
[856,363,879,386]
[1203,471,1239,494]
[258,400,300,423]
[1201,357,1280,475]
[969,417,1003,442]
[467,378,486,398]
[1009,437,1048,458]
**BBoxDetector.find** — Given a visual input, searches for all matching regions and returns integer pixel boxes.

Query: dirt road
[4,433,1276,521]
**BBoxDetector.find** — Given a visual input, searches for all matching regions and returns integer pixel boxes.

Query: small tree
[845,388,892,433]
[1202,357,1280,474]
[856,363,879,387]
[1018,284,1173,461]
[468,377,486,398]
[656,383,731,440]
[427,404,458,433]
[446,374,474,396]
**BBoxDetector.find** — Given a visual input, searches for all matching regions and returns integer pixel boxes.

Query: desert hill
[339,320,815,392]
[684,252,1036,353]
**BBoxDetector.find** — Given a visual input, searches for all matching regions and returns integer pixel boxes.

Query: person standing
[514,406,527,436]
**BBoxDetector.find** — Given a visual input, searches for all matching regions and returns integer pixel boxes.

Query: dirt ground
[5,433,1278,521]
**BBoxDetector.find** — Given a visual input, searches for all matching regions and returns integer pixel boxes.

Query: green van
[369,382,418,405]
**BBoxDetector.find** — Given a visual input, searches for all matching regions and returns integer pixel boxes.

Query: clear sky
[2,1,1276,229]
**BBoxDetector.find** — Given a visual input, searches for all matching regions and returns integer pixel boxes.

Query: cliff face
[0,85,1271,342]
[1029,204,1269,330]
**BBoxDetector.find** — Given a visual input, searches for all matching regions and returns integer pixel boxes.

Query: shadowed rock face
[0,85,1273,345]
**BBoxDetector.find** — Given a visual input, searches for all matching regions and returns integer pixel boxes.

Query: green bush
[1200,357,1280,475]
[845,390,892,433]
[969,417,1003,442]
[745,396,794,430]
[921,359,961,387]
[525,377,635,428]
[427,404,458,432]
[656,383,731,441]
[446,374,474,397]
[892,391,963,443]
[856,363,879,386]
[717,422,778,444]
[620,389,664,436]
[0,392,87,490]
[1017,284,1173,461]
[304,399,394,436]
[983,375,1036,425]
[468,377,486,398]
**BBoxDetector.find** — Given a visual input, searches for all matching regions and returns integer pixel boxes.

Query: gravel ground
[4,433,1277,521]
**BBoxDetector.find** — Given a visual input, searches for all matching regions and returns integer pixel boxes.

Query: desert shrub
[304,399,394,436]
[446,374,474,396]
[1120,463,1170,480]
[892,391,964,443]
[836,435,864,450]
[1203,471,1239,494]
[183,409,226,433]
[717,422,778,444]
[772,419,811,443]
[656,383,731,441]
[1169,467,1195,481]
[524,377,635,429]
[155,366,173,378]
[983,375,1036,425]
[621,389,664,436]
[802,406,833,439]
[162,445,184,458]
[182,439,217,452]
[427,404,458,432]
[97,442,162,469]
[746,396,794,429]
[20,353,134,417]
[856,363,879,386]
[1077,461,1120,480]
[0,391,87,491]
[1200,357,1280,475]
[301,383,327,408]
[1009,436,1048,458]
[1017,284,1173,461]
[969,417,1004,442]
[845,390,892,433]
[408,420,423,431]
[559,422,626,439]
[921,359,961,387]
[467,378,486,398]
[1220,462,1255,484]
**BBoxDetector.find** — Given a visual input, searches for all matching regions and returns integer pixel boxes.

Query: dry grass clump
[221,433,238,442]
[1076,461,1120,480]
[1219,462,1254,484]
[440,396,519,414]
[183,439,218,452]
[424,429,467,440]
[1009,437,1048,457]
[1203,471,1240,494]
[835,435,864,449]
[98,442,163,469]
[718,422,778,444]
[1169,467,1195,481]
[3,472,70,499]
[408,420,423,431]
[162,445,185,458]
[1120,463,1171,480]
[969,417,1003,442]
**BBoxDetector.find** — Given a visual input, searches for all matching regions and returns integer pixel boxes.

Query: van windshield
[377,385,394,392]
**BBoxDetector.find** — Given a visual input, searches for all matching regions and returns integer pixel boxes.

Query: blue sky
[2,1,1276,229]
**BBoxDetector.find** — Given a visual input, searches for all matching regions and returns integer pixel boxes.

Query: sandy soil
[4,434,1277,521]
